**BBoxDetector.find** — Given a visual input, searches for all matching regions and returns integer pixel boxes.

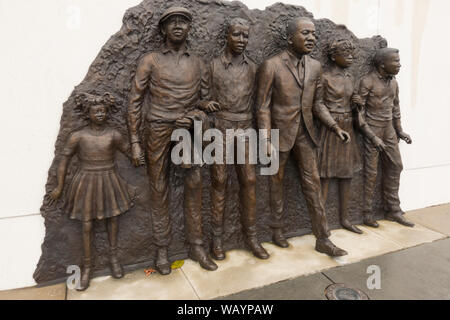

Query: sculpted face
[89,105,107,125]
[162,15,191,44]
[382,52,401,75]
[333,49,354,68]
[227,24,249,55]
[289,20,317,55]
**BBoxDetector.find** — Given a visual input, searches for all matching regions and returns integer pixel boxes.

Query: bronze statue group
[47,7,414,291]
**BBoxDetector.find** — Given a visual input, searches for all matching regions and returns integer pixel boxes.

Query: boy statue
[355,48,415,228]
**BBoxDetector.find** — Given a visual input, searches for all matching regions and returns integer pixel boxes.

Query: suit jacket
[256,50,337,152]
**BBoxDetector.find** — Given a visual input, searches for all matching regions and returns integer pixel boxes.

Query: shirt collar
[286,50,305,68]
[220,52,249,69]
[161,44,191,56]
[330,67,351,78]
[376,69,394,81]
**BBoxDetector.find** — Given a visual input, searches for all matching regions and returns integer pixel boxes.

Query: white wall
[0,0,448,290]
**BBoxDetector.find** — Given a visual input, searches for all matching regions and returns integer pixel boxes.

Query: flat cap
[158,7,193,25]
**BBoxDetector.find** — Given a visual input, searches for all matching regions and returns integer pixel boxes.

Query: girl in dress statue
[48,92,135,290]
[318,38,365,234]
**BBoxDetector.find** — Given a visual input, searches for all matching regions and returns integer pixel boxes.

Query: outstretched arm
[114,130,144,164]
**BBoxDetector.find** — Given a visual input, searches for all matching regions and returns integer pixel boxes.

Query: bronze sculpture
[356,48,415,228]
[47,92,132,291]
[127,7,219,274]
[207,18,269,261]
[318,38,365,234]
[34,0,407,285]
[256,17,351,257]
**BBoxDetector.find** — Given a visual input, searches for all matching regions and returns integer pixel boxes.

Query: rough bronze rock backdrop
[34,0,388,284]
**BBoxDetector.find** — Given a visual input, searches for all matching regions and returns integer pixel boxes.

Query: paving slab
[360,220,445,248]
[329,227,403,266]
[67,267,198,300]
[0,283,66,300]
[406,204,450,236]
[181,236,340,300]
[323,238,450,300]
[216,272,333,300]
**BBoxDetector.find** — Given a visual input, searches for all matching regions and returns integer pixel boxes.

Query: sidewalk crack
[181,267,201,300]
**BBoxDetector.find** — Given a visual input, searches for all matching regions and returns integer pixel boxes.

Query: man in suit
[256,17,350,256]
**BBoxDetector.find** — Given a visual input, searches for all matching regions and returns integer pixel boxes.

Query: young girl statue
[318,38,366,234]
[48,92,139,291]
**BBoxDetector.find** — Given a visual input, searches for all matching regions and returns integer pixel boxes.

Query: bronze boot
[341,219,363,234]
[386,211,415,228]
[315,238,348,257]
[77,258,92,291]
[190,245,218,271]
[246,236,270,260]
[109,247,124,279]
[272,228,289,248]
[363,212,379,228]
[155,247,172,276]
[211,236,225,261]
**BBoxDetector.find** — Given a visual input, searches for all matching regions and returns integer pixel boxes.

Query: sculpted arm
[313,67,350,143]
[197,60,221,113]
[356,77,387,151]
[127,55,152,166]
[255,60,275,140]
[392,82,412,144]
[47,133,78,204]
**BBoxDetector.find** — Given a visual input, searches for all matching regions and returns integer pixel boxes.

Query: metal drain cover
[325,284,369,300]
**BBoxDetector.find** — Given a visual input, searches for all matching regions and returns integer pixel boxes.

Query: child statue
[319,38,367,234]
[48,92,134,290]
[355,48,414,228]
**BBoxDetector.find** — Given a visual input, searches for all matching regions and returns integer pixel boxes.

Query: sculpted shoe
[246,236,270,260]
[155,247,172,276]
[341,219,363,234]
[190,245,218,271]
[363,215,379,228]
[211,236,225,261]
[386,211,415,228]
[77,259,91,291]
[272,229,289,248]
[109,248,124,279]
[315,238,348,257]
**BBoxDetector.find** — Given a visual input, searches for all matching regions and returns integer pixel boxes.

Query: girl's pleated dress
[62,126,132,221]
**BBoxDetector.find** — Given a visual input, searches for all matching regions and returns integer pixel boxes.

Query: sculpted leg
[269,151,290,248]
[363,135,380,228]
[78,221,93,291]
[106,217,124,278]
[339,179,363,234]
[293,133,347,257]
[382,127,414,227]
[236,162,269,259]
[185,167,218,271]
[210,163,227,260]
[147,123,173,275]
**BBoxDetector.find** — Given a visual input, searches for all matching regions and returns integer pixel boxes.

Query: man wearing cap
[127,7,220,274]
